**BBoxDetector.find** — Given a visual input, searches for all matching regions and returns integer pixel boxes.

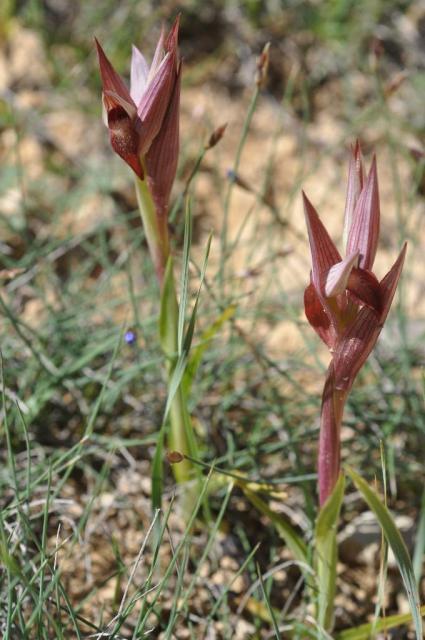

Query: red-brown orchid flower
[303,142,407,506]
[95,17,181,216]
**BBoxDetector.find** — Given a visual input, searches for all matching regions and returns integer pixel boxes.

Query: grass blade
[183,304,236,396]
[335,605,425,640]
[177,201,192,355]
[413,488,425,584]
[242,488,308,566]
[346,466,423,640]
[315,473,345,631]
[257,562,281,639]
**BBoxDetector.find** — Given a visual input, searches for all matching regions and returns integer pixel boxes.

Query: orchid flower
[95,17,181,283]
[95,17,181,219]
[303,142,407,506]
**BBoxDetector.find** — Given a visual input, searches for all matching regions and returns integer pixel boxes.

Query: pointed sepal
[146,61,181,218]
[346,156,380,270]
[303,192,342,293]
[379,242,407,318]
[95,38,134,108]
[95,38,143,179]
[343,140,364,246]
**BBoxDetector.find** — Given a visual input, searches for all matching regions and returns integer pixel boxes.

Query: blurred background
[0,0,424,636]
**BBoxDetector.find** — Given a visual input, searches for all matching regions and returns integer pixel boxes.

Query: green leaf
[315,473,345,631]
[182,232,212,358]
[151,427,165,512]
[413,488,425,584]
[183,304,236,396]
[242,488,308,567]
[335,605,425,640]
[177,202,193,355]
[346,466,423,640]
[152,356,191,508]
[159,256,178,359]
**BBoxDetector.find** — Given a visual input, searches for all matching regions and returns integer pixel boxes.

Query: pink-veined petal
[146,62,181,218]
[130,45,149,106]
[137,52,176,154]
[343,140,364,247]
[346,155,380,271]
[137,15,180,131]
[325,251,359,297]
[148,26,165,82]
[332,243,406,391]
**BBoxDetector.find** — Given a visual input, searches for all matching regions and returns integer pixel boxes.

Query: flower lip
[103,89,137,118]
[346,267,382,314]
[304,280,336,350]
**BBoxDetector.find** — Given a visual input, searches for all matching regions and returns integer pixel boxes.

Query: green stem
[160,261,196,483]
[168,384,194,483]
[135,176,196,489]
[135,176,169,284]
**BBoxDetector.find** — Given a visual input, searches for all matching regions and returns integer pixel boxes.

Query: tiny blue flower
[124,330,137,345]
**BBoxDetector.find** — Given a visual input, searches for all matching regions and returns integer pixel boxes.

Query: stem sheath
[318,365,348,506]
